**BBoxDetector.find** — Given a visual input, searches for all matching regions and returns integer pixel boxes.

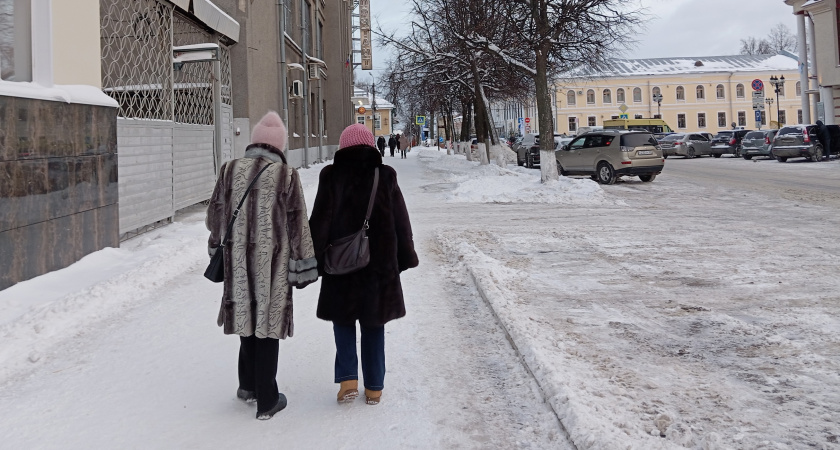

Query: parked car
[770,124,840,162]
[658,133,712,158]
[740,130,778,159]
[698,132,715,141]
[710,129,752,157]
[518,133,563,168]
[555,130,664,184]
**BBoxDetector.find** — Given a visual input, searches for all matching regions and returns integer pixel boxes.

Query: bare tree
[766,23,797,53]
[739,36,772,55]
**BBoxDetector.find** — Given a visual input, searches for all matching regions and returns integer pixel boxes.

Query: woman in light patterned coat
[206,111,317,420]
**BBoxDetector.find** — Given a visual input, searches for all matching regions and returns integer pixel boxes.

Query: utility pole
[371,74,376,136]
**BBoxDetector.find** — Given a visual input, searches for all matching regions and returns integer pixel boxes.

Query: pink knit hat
[251,111,288,151]
[339,123,375,149]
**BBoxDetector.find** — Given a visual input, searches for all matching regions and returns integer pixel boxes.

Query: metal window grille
[100,0,232,123]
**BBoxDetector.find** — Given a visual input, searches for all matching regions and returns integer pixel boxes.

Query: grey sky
[364,0,799,80]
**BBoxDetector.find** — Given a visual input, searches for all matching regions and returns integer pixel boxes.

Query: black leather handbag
[324,168,379,275]
[204,164,272,282]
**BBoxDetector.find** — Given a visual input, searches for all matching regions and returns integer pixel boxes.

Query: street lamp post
[653,92,663,118]
[370,74,377,137]
[769,75,785,126]
[765,98,775,127]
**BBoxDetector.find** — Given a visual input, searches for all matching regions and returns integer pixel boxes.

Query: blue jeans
[333,322,385,391]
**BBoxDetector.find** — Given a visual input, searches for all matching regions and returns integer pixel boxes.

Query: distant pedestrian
[376,135,386,156]
[206,111,318,420]
[399,133,409,158]
[395,133,402,156]
[388,134,397,157]
[309,123,419,406]
[816,120,831,161]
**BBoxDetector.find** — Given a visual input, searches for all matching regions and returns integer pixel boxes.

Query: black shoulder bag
[324,167,379,275]
[204,163,272,282]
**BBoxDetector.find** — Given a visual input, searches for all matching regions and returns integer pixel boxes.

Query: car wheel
[733,146,741,158]
[713,154,721,158]
[688,147,695,159]
[811,145,823,162]
[776,155,787,162]
[743,155,752,160]
[596,162,616,185]
[639,174,656,182]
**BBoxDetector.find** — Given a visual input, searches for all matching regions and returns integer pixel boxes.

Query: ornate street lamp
[769,75,785,126]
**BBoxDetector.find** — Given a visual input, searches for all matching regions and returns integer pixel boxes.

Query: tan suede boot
[337,380,359,403]
[364,389,382,405]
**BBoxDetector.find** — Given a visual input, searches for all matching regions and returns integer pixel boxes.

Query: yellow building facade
[351,86,394,137]
[554,54,804,135]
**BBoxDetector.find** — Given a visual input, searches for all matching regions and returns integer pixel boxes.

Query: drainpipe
[276,1,289,133]
[301,2,309,168]
[647,80,652,117]
[727,72,734,128]
[808,13,820,122]
[316,1,323,160]
[796,12,810,124]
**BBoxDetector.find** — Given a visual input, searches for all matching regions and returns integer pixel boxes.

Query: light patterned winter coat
[206,144,317,339]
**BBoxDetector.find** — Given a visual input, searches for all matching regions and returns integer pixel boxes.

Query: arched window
[795,81,801,97]
[736,84,745,98]
[567,90,576,105]
[616,88,625,103]
[586,89,595,104]
[696,85,705,100]
[676,86,685,100]
[632,87,642,102]
[652,87,661,97]
[716,84,725,99]
[603,89,612,104]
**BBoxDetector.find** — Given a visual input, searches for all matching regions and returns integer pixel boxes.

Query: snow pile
[0,220,209,383]
[416,149,620,206]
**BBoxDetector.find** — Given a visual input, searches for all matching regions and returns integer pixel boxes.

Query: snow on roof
[0,81,118,108]
[351,87,395,109]
[566,53,800,79]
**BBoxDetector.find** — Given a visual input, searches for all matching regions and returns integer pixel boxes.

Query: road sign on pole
[751,79,764,91]
[416,115,426,125]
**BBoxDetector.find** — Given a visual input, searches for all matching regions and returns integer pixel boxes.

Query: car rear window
[620,133,657,147]
[744,131,765,139]
[713,131,733,138]
[777,126,804,135]
[660,134,684,141]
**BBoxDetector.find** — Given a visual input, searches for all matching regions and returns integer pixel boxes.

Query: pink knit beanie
[339,123,375,149]
[251,111,288,151]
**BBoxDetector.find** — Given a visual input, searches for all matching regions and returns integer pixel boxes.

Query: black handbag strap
[363,167,379,229]
[219,163,272,248]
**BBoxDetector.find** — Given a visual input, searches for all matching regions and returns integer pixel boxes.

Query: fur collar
[334,145,382,168]
[244,143,287,164]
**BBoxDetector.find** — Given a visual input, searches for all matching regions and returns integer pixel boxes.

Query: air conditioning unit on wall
[290,80,303,98]
[308,64,320,80]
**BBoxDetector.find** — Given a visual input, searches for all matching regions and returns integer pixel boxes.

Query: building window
[567,90,576,106]
[798,109,803,123]
[633,87,642,102]
[652,86,661,98]
[696,85,705,100]
[586,89,595,104]
[677,114,686,128]
[616,88,625,103]
[736,84,745,98]
[738,111,746,127]
[374,113,381,130]
[778,82,786,97]
[0,0,33,81]
[611,115,619,119]
[716,84,725,100]
[698,113,706,128]
[796,81,801,97]
[634,114,643,119]
[676,86,685,101]
[588,116,596,126]
[778,110,786,125]
[653,114,662,119]
[357,116,365,125]
[317,21,324,59]
[602,89,611,104]
[718,112,726,127]
[568,117,577,132]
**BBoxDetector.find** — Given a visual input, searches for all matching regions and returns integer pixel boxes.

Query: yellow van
[603,118,673,134]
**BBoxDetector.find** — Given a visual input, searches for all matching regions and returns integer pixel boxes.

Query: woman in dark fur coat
[309,123,419,405]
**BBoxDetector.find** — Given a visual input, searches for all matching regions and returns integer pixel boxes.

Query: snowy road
[1,148,838,449]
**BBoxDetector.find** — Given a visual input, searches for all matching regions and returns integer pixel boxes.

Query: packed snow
[1,146,838,449]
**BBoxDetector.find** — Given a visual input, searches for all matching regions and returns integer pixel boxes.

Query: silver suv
[556,131,664,184]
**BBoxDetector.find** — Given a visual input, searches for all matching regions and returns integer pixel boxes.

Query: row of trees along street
[375,0,642,182]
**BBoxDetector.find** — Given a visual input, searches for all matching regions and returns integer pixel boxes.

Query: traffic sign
[415,115,426,125]
[755,110,762,122]
[618,104,629,113]
[751,79,764,91]
[619,114,629,119]
[518,117,524,124]
[525,117,531,124]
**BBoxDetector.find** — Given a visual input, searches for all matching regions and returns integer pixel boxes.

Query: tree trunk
[534,48,558,182]
[460,99,472,142]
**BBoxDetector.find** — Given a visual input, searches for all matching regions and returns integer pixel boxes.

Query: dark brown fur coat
[309,145,419,326]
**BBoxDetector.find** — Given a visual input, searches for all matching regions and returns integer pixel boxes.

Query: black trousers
[238,335,280,412]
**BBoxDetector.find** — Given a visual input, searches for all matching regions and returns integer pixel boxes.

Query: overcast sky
[363,0,799,80]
